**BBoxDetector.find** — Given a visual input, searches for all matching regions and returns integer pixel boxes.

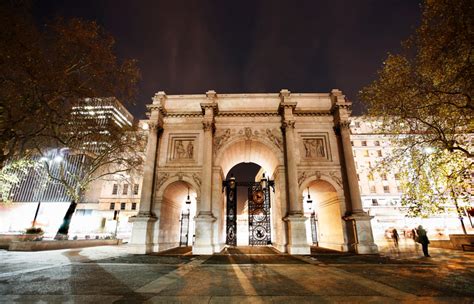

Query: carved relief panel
[299,133,331,161]
[167,134,198,163]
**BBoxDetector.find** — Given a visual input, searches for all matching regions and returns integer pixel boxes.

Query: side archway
[300,177,347,251]
[153,176,200,251]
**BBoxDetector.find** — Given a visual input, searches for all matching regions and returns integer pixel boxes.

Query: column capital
[202,120,214,132]
[282,120,296,130]
[147,121,162,132]
[333,121,351,135]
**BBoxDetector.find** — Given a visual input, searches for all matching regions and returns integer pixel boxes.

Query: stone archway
[155,180,197,251]
[300,176,349,251]
[213,137,287,251]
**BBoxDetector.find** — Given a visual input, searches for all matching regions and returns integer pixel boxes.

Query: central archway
[213,138,286,251]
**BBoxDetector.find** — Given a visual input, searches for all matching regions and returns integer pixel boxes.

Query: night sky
[34,0,421,119]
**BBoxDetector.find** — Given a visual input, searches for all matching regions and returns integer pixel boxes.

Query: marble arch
[129,89,378,255]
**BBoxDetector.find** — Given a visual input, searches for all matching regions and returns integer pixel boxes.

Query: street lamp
[306,187,313,211]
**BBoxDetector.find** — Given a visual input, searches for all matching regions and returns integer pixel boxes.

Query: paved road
[0,245,473,303]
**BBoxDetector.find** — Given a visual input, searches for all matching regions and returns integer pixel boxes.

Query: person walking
[392,228,399,248]
[416,225,430,257]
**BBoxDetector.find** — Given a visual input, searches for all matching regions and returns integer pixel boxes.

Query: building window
[357,174,360,181]
[351,141,354,146]
[368,173,374,181]
[383,185,390,193]
[355,122,360,128]
[133,184,139,195]
[131,202,137,210]
[110,203,115,210]
[363,150,369,157]
[362,141,367,146]
[372,199,379,206]
[370,185,376,193]
[377,150,383,157]
[394,173,400,180]
[122,184,129,195]
[112,184,118,195]
[374,141,380,146]
[397,185,402,192]
[381,173,387,181]
[120,202,126,210]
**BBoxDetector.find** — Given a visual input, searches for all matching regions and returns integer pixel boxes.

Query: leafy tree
[360,0,473,157]
[360,0,473,232]
[0,3,143,238]
[397,148,472,225]
[0,2,140,166]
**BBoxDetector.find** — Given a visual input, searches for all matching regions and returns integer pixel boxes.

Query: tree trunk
[54,200,77,240]
[454,198,467,235]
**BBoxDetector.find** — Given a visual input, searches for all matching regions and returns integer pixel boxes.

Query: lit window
[362,141,367,146]
[110,203,115,210]
[383,185,390,193]
[120,202,126,210]
[131,202,137,210]
[368,173,374,181]
[112,184,118,195]
[133,184,139,195]
[363,150,369,157]
[122,184,129,195]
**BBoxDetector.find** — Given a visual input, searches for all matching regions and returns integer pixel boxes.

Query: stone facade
[129,89,378,255]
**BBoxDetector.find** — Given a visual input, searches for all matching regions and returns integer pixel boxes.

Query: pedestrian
[392,228,399,248]
[416,225,430,257]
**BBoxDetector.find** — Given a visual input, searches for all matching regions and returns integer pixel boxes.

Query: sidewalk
[0,245,473,303]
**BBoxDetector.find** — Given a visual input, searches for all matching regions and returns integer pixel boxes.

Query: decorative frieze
[213,127,284,156]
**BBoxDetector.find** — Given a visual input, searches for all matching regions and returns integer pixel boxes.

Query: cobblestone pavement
[0,245,473,303]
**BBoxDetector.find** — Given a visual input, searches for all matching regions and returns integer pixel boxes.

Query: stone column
[193,90,217,254]
[129,92,165,254]
[280,89,310,255]
[331,89,378,254]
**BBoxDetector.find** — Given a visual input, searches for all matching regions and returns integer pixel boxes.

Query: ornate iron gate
[179,210,190,246]
[224,176,237,246]
[248,182,272,245]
